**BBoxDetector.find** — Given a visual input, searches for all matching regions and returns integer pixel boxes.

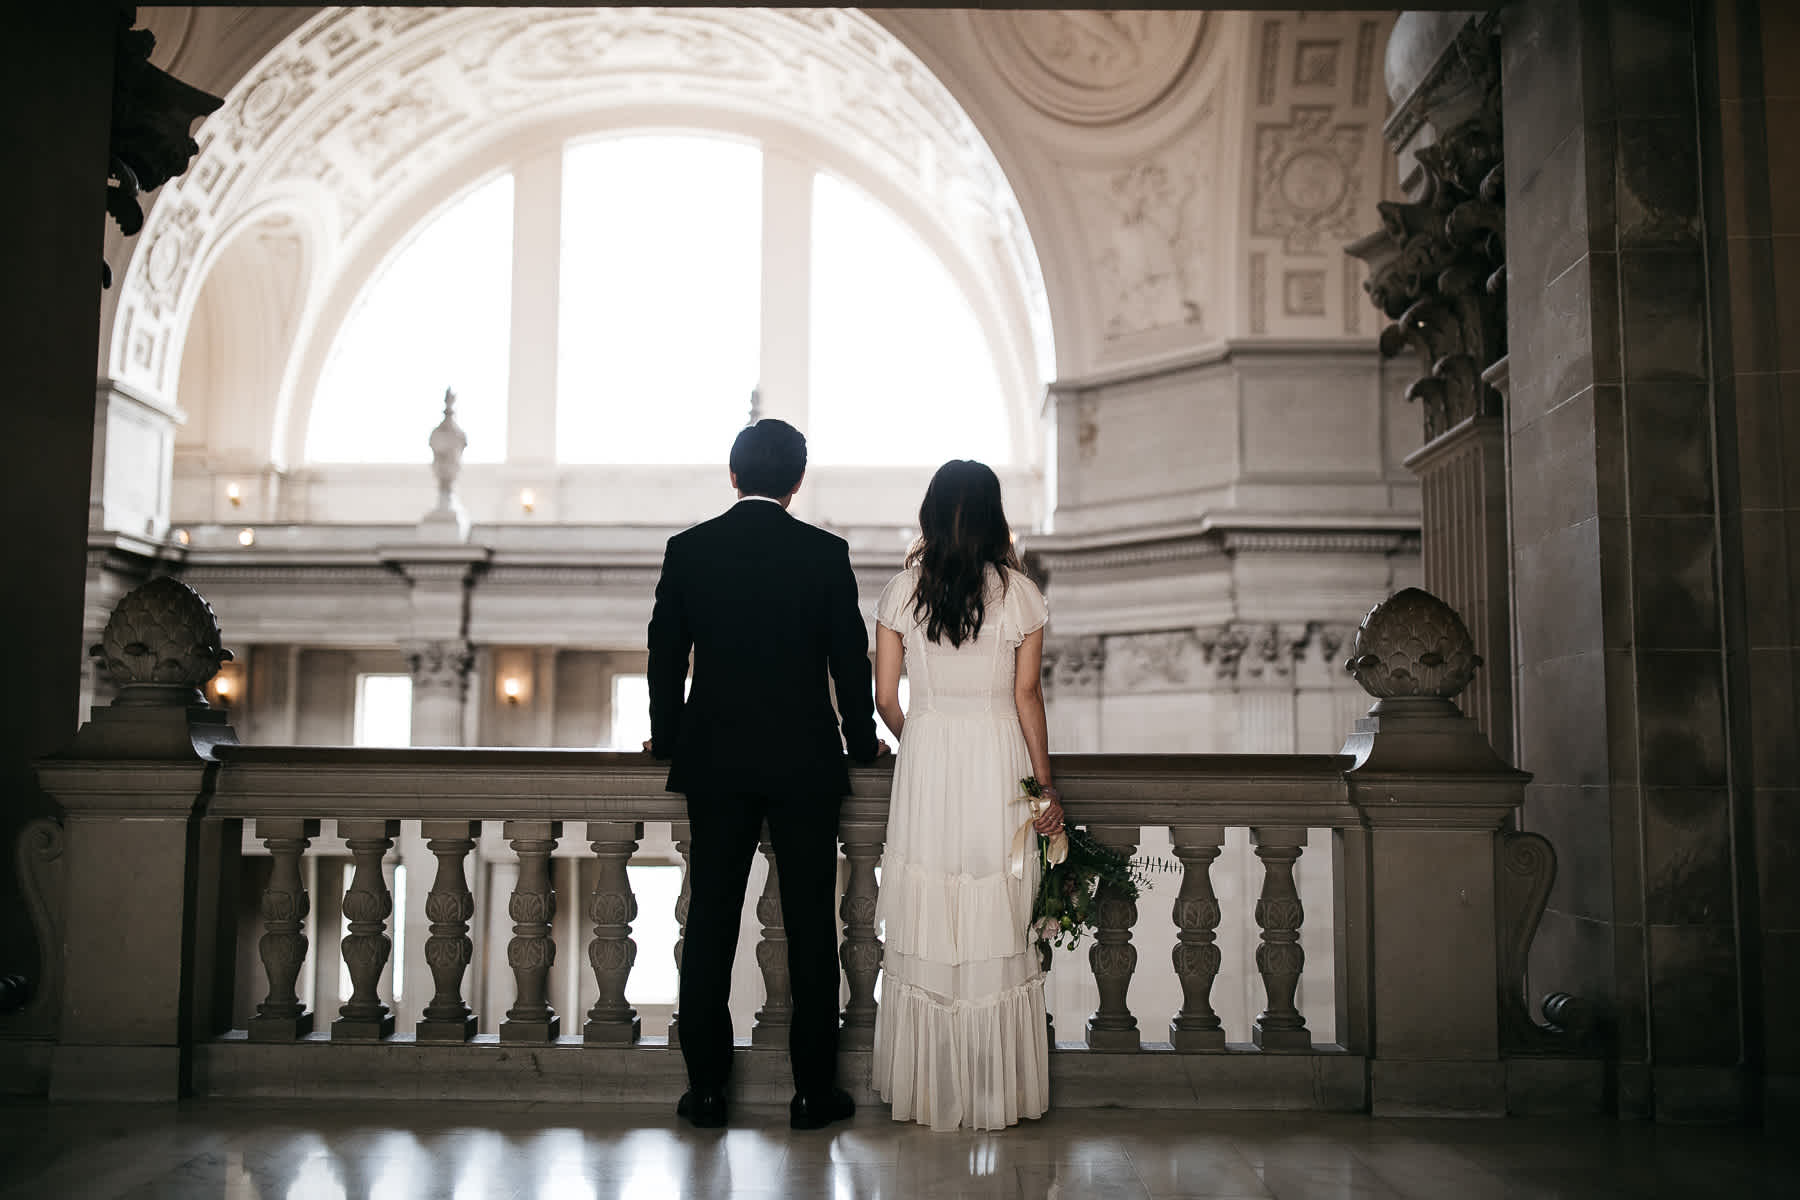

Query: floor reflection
[0,1100,1795,1200]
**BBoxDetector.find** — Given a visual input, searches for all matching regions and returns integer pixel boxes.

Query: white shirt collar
[736,495,785,507]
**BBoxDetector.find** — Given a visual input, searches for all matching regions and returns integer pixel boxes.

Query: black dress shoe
[790,1087,855,1130]
[677,1087,728,1129]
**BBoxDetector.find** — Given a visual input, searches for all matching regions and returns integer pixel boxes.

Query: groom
[647,418,887,1131]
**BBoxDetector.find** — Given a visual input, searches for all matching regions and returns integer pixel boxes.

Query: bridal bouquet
[1014,776,1143,966]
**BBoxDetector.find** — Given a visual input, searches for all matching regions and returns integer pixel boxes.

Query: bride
[869,459,1065,1131]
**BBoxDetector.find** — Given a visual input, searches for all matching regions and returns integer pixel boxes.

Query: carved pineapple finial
[89,575,233,695]
[1344,587,1481,701]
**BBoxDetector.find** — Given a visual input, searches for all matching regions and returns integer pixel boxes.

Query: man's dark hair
[729,419,807,498]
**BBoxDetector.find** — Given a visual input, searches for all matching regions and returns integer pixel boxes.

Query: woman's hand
[1033,786,1064,834]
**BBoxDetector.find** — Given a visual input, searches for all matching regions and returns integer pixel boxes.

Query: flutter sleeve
[876,570,914,632]
[1007,571,1049,645]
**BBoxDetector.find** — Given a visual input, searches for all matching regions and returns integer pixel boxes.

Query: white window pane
[624,864,681,1005]
[608,674,651,752]
[354,674,413,748]
[810,172,1012,466]
[307,174,514,464]
[559,136,761,464]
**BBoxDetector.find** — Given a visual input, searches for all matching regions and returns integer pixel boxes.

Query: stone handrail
[22,578,1602,1116]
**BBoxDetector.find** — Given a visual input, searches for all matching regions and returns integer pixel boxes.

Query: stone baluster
[417,820,480,1041]
[501,820,562,1042]
[248,819,320,1041]
[584,821,643,1044]
[1085,825,1141,1051]
[838,824,883,1049]
[667,820,692,1046]
[1251,826,1310,1051]
[751,838,792,1046]
[333,819,400,1040]
[1169,824,1226,1051]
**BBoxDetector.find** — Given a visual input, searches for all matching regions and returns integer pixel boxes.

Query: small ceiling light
[174,529,191,546]
[237,527,256,547]
[502,677,523,704]
[226,482,242,507]
[520,488,536,515]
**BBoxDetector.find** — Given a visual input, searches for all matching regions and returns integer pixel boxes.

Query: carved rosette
[838,827,885,1049]
[1085,827,1141,1051]
[751,839,792,1046]
[1346,21,1504,441]
[89,576,234,699]
[249,819,319,1041]
[500,820,561,1042]
[1345,587,1482,701]
[977,11,1210,126]
[584,821,643,1045]
[1169,828,1226,1051]
[1250,829,1309,1051]
[418,821,479,1041]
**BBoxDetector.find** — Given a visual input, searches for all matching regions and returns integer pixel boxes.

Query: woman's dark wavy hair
[907,460,1022,648]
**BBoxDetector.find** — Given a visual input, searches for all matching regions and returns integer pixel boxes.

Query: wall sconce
[237,527,256,547]
[173,528,191,546]
[226,481,242,508]
[501,676,524,705]
[520,488,536,515]
[210,665,241,707]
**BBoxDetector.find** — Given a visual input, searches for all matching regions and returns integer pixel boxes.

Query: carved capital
[406,640,474,695]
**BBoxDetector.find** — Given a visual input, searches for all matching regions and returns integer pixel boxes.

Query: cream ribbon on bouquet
[1009,795,1069,879]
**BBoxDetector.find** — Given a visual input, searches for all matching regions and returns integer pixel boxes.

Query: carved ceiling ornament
[976,11,1210,127]
[1067,96,1219,342]
[111,7,1051,403]
[1252,106,1367,255]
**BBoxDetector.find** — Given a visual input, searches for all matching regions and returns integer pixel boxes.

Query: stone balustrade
[18,579,1605,1116]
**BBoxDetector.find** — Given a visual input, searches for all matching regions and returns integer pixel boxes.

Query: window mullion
[508,146,562,466]
[759,148,812,452]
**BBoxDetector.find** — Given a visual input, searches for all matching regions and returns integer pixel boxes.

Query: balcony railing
[15,580,1601,1116]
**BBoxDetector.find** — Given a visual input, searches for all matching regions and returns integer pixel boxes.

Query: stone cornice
[1046,336,1381,396]
[1025,517,1418,575]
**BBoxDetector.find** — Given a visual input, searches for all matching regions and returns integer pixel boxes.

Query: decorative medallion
[980,11,1209,126]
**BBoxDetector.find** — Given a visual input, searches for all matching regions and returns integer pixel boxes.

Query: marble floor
[1,1100,1795,1200]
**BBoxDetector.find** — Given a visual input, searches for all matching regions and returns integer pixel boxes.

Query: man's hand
[642,739,654,753]
[874,740,893,759]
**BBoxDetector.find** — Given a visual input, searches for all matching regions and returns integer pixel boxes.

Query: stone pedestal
[38,698,238,1100]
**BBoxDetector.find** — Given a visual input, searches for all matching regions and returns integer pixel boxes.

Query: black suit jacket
[647,499,880,797]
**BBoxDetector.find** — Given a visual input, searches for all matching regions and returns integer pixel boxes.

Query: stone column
[1085,826,1141,1051]
[417,820,480,1041]
[667,820,692,1046]
[1498,0,1749,1121]
[500,820,562,1042]
[1348,13,1513,761]
[405,639,475,749]
[1168,825,1226,1051]
[838,821,883,1050]
[583,821,642,1045]
[333,820,400,1040]
[751,839,792,1047]
[0,6,116,1029]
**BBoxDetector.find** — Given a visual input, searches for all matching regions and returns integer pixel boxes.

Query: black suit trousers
[677,790,843,1097]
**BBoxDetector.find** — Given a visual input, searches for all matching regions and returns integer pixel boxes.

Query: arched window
[557,136,762,465]
[808,171,1012,466]
[305,174,514,463]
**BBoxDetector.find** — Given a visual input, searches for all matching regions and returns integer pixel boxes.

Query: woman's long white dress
[870,564,1051,1131]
